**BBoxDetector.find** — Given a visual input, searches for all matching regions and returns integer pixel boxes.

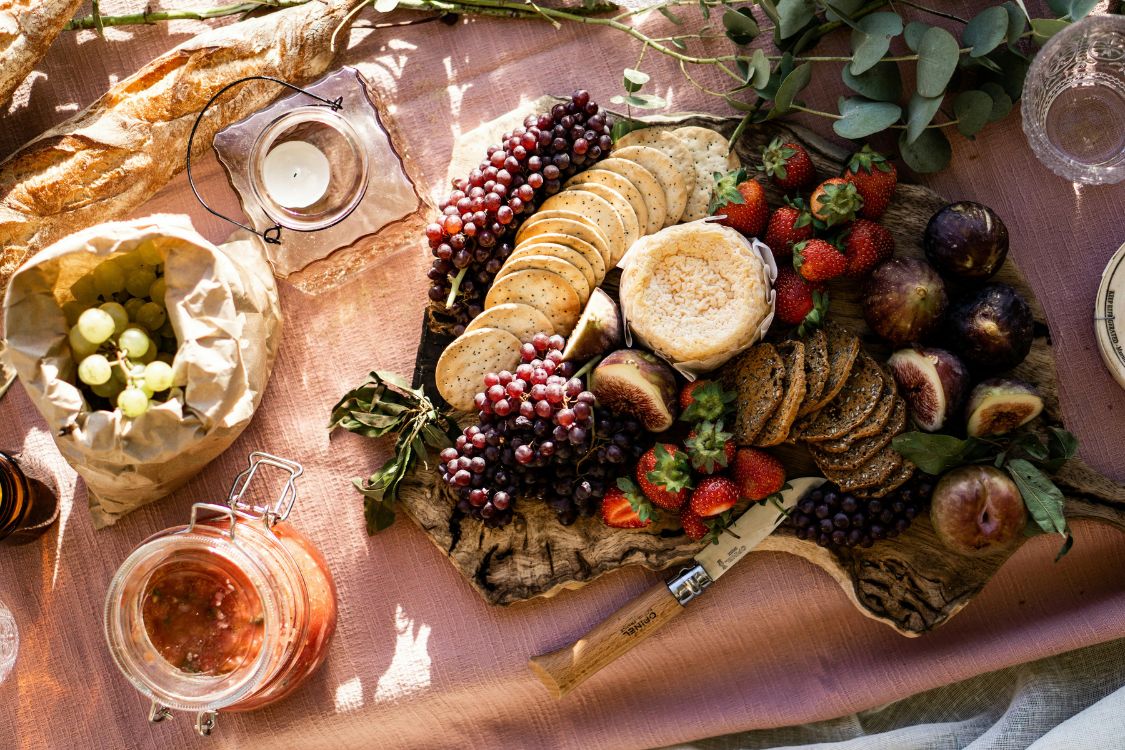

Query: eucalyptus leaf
[724,7,760,45]
[917,26,961,98]
[963,6,1008,58]
[904,21,928,53]
[1003,2,1027,47]
[623,68,650,93]
[750,48,771,88]
[954,89,993,136]
[624,93,667,109]
[671,37,687,50]
[905,92,944,144]
[1068,0,1099,20]
[700,0,710,21]
[777,0,815,39]
[611,117,648,141]
[991,47,1032,98]
[823,0,865,29]
[850,12,903,75]
[833,99,902,139]
[724,95,758,112]
[899,127,952,173]
[1007,458,1068,535]
[891,432,968,475]
[964,55,1005,74]
[1032,18,1070,42]
[658,4,684,24]
[1012,0,1031,21]
[841,60,902,102]
[1046,0,1070,14]
[767,61,812,119]
[980,81,1014,121]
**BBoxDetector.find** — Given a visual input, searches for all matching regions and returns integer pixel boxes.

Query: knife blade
[528,476,826,698]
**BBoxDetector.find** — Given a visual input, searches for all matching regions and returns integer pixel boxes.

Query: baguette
[0,0,85,107]
[0,0,353,300]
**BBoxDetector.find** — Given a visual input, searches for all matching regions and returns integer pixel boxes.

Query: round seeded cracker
[436,328,521,411]
[464,302,555,342]
[496,254,591,305]
[514,215,613,269]
[536,192,627,267]
[565,169,650,238]
[510,239,601,287]
[592,157,668,233]
[484,268,582,335]
[613,129,697,203]
[611,145,689,226]
[672,125,741,222]
[561,183,640,260]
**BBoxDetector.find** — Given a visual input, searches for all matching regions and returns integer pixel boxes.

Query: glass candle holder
[1022,14,1125,185]
[103,453,337,736]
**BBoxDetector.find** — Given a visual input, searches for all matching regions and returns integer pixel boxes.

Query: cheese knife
[528,476,826,698]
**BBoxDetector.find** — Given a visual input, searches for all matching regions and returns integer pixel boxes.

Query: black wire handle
[185,75,345,245]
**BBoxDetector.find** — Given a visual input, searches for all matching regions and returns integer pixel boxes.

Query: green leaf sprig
[892,426,1078,559]
[329,371,457,534]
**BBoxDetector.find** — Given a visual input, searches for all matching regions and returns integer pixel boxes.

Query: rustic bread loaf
[0,0,351,302]
[0,0,84,106]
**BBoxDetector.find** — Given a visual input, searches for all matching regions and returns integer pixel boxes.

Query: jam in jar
[104,453,337,735]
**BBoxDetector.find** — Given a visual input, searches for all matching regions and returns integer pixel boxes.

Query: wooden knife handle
[528,579,683,698]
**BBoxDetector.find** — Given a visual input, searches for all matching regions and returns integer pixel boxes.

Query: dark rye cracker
[845,370,898,441]
[754,340,807,447]
[796,328,829,418]
[796,354,884,443]
[853,458,917,499]
[802,322,861,414]
[724,343,785,444]
[823,443,904,493]
[819,395,906,455]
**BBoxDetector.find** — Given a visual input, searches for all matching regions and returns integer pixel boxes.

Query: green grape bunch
[62,240,181,418]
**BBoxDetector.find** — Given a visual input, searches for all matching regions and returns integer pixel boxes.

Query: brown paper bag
[2,215,281,527]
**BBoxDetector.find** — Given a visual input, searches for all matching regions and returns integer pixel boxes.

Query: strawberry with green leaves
[775,266,828,335]
[690,476,740,517]
[762,137,816,192]
[730,448,786,501]
[841,218,895,278]
[810,178,863,227]
[637,443,693,511]
[684,421,736,474]
[601,477,656,529]
[679,380,736,423]
[843,145,897,220]
[763,198,814,260]
[710,168,769,238]
[794,238,847,283]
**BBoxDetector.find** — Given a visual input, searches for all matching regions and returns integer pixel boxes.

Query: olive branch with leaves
[68,0,1110,172]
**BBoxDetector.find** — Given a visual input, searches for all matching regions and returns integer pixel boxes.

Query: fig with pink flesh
[887,347,969,432]
[561,288,623,362]
[931,465,1026,556]
[965,378,1043,437]
[590,349,679,432]
[863,258,948,347]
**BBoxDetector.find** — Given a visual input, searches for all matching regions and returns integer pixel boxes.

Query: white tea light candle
[261,141,331,209]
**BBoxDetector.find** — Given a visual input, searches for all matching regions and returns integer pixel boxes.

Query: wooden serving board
[398,100,1125,635]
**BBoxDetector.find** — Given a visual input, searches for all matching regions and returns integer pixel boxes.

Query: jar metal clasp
[184,451,304,541]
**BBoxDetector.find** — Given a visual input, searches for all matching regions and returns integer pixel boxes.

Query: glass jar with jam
[0,450,59,545]
[104,453,337,736]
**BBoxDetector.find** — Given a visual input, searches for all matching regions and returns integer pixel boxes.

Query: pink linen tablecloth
[2,2,1124,748]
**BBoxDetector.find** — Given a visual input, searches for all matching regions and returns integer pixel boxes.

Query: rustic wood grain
[399,98,1125,635]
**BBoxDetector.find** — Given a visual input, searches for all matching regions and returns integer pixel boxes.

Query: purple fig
[924,201,1009,280]
[887,347,969,432]
[965,378,1043,437]
[590,349,679,432]
[863,258,948,346]
[931,465,1026,556]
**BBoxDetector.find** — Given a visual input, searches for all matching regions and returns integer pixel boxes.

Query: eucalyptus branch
[66,0,312,29]
[893,0,968,24]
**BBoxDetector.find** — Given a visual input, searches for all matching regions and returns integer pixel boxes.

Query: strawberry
[690,476,740,518]
[841,219,895,278]
[762,137,816,192]
[636,443,693,511]
[680,506,709,541]
[793,238,846,283]
[684,421,736,474]
[730,448,786,501]
[843,145,897,220]
[600,478,655,529]
[679,380,736,423]
[774,266,829,335]
[809,177,863,227]
[763,198,814,260]
[710,168,769,238]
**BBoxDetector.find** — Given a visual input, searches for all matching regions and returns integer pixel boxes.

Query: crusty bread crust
[0,0,85,107]
[0,0,351,299]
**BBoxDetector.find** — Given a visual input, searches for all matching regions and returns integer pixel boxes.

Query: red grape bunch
[425,90,614,333]
[438,333,650,527]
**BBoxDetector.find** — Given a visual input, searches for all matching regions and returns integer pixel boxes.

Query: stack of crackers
[723,322,915,498]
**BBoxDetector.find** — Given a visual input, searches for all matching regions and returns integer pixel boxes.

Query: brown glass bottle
[0,451,59,545]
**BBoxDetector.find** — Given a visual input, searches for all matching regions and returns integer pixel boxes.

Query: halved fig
[887,346,969,432]
[590,349,679,432]
[965,378,1043,437]
[562,288,623,362]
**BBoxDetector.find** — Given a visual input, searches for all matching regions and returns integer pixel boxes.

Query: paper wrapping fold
[2,216,281,527]
[618,219,777,380]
